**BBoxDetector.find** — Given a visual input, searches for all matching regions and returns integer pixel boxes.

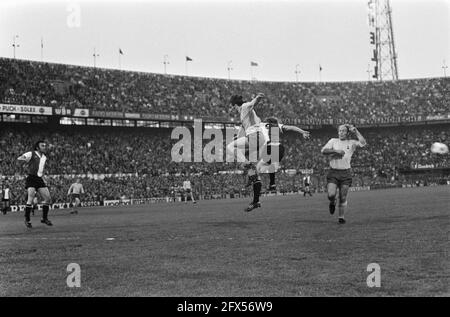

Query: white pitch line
[0,237,81,241]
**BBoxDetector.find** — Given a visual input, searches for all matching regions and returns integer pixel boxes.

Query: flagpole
[185,59,188,76]
[119,51,121,70]
[40,37,43,62]
[227,60,232,80]
[163,55,169,74]
[319,64,322,82]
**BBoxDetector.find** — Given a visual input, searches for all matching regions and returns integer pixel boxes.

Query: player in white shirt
[67,179,85,214]
[182,180,196,204]
[303,175,313,197]
[1,183,12,214]
[321,124,367,224]
[227,93,266,165]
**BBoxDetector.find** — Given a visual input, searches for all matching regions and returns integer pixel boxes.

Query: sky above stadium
[0,0,448,82]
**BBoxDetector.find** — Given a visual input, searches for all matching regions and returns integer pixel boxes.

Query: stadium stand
[1,58,449,122]
[0,58,449,205]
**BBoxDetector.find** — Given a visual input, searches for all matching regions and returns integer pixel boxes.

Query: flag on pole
[251,61,258,67]
[319,65,322,72]
[119,48,124,55]
[186,56,193,62]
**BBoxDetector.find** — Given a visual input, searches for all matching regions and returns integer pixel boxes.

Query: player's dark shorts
[71,194,81,199]
[262,143,285,164]
[184,189,191,193]
[326,169,352,187]
[25,175,47,189]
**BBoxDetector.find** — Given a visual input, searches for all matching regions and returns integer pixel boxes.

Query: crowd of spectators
[1,58,449,122]
[1,124,448,204]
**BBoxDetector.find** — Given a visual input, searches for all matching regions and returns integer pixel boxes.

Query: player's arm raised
[17,152,32,162]
[348,125,367,147]
[282,125,310,139]
[245,93,265,110]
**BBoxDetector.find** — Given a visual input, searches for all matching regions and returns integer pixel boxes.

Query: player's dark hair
[229,95,244,107]
[265,117,280,126]
[34,140,46,151]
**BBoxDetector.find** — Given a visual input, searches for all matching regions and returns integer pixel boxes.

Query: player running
[246,117,310,212]
[17,140,53,228]
[321,124,366,224]
[67,179,84,214]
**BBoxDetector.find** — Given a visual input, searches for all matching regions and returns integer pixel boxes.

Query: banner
[349,186,371,192]
[131,198,168,205]
[0,104,52,116]
[91,110,124,118]
[141,113,175,120]
[74,108,90,117]
[103,199,132,206]
[54,107,72,116]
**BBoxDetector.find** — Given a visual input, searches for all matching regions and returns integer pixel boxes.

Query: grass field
[0,186,448,297]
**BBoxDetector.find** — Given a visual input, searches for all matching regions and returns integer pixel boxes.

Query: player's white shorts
[245,124,263,136]
[256,160,281,174]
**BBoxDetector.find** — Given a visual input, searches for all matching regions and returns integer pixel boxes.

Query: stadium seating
[1,58,449,122]
[1,124,448,203]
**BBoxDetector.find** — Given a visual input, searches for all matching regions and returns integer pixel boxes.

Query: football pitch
[0,186,448,297]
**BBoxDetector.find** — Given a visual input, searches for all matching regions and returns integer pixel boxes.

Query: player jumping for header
[246,117,310,212]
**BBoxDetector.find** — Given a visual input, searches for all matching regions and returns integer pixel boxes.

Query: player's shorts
[326,169,352,187]
[184,189,191,193]
[2,199,10,208]
[25,175,47,189]
[304,185,310,191]
[71,194,81,200]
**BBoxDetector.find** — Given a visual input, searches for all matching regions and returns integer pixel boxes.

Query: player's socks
[328,197,336,215]
[338,201,347,222]
[269,173,276,187]
[253,180,262,205]
[41,203,53,226]
[41,204,51,221]
[25,204,32,222]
